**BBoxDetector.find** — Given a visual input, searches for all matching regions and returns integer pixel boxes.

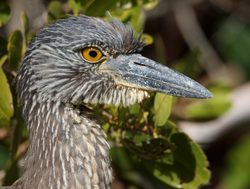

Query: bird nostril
[134,62,144,66]
[134,61,153,69]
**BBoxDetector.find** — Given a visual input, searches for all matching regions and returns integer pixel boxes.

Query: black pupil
[89,50,98,58]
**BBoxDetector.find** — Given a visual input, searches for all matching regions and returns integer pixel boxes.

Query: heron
[5,15,211,189]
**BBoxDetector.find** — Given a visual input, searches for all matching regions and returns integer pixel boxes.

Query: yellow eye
[81,47,103,63]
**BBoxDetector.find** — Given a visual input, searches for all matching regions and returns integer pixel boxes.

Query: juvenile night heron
[6,15,211,189]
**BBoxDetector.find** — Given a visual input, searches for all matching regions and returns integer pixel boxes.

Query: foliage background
[0,0,250,188]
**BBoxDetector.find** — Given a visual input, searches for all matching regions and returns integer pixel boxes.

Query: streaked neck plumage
[13,85,112,189]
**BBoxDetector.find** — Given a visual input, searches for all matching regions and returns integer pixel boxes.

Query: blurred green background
[1,0,250,189]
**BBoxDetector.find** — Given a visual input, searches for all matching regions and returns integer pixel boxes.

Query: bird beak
[99,54,212,98]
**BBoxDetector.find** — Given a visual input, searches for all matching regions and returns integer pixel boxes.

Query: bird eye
[81,47,103,63]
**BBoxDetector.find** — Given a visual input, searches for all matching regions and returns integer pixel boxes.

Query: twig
[174,2,223,78]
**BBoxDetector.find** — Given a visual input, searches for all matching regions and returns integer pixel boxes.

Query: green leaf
[85,0,118,17]
[106,3,145,33]
[111,146,134,171]
[183,84,232,120]
[129,104,140,115]
[142,33,154,46]
[127,5,144,33]
[68,0,95,15]
[0,1,11,27]
[0,35,7,57]
[0,143,11,169]
[102,123,110,133]
[151,133,210,188]
[222,135,250,189]
[0,55,13,127]
[48,1,65,22]
[181,135,211,189]
[3,158,19,185]
[153,168,182,189]
[123,137,172,160]
[154,93,173,126]
[21,12,29,42]
[142,0,159,10]
[7,30,23,71]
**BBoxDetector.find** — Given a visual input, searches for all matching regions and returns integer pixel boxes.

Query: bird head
[18,15,211,107]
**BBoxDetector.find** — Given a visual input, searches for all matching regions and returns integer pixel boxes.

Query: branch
[179,83,250,144]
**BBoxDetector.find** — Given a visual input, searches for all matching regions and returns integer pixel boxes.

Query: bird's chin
[80,84,150,107]
[116,85,151,107]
